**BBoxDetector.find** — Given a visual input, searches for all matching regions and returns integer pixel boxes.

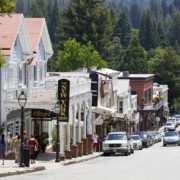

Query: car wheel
[124,151,129,156]
[163,143,166,146]
[103,152,110,156]
[178,144,180,146]
[131,149,134,154]
[139,146,143,150]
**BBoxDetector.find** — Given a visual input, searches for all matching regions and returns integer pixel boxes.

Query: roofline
[118,75,154,80]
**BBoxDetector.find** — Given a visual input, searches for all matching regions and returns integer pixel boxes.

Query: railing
[5,80,91,102]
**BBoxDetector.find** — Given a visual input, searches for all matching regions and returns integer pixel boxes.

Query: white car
[163,131,180,146]
[130,135,143,150]
[167,117,177,127]
[164,122,175,131]
[102,132,134,156]
[175,114,180,125]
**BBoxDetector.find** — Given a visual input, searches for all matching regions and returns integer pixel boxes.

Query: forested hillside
[14,0,180,108]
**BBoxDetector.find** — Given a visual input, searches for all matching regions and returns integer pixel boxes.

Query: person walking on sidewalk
[11,132,18,163]
[0,134,6,165]
[93,132,99,152]
[28,135,38,164]
[14,134,21,164]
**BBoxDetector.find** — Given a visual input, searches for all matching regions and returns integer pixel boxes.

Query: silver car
[130,135,143,150]
[102,132,133,156]
[163,131,180,146]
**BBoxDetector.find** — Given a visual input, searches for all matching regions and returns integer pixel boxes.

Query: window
[144,89,152,101]
[119,100,123,113]
[34,66,37,81]
[40,65,43,81]
[18,66,22,83]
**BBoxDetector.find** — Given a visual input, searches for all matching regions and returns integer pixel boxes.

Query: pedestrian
[93,132,99,152]
[7,133,13,152]
[11,132,18,163]
[0,134,6,165]
[23,131,29,145]
[28,135,38,164]
[14,134,21,164]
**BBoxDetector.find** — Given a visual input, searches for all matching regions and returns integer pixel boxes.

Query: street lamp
[18,90,27,167]
[124,114,128,133]
[112,113,117,132]
[54,101,60,162]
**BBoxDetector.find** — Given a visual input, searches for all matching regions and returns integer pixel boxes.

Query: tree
[118,35,148,73]
[15,0,24,13]
[0,0,15,15]
[56,38,106,72]
[148,47,180,103]
[130,3,142,29]
[59,0,113,58]
[0,49,5,68]
[139,11,159,51]
[168,12,180,48]
[113,12,131,48]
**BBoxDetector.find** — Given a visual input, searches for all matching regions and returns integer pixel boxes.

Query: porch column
[87,108,93,154]
[78,107,81,142]
[82,107,88,155]
[77,106,83,156]
[71,107,78,158]
[65,123,72,159]
[59,122,65,160]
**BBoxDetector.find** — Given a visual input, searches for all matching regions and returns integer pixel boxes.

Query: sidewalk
[0,152,103,177]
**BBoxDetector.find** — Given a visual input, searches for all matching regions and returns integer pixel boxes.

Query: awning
[92,106,116,116]
[94,115,103,125]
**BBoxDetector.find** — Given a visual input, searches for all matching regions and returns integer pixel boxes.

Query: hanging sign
[58,79,70,122]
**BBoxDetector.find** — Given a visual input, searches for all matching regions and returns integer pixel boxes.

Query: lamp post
[18,90,27,167]
[54,101,60,162]
[124,114,128,133]
[112,113,117,132]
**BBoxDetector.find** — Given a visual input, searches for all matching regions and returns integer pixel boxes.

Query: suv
[102,132,133,156]
[133,131,150,148]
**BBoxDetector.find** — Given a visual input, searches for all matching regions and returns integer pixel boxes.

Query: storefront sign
[58,79,70,122]
[32,109,54,118]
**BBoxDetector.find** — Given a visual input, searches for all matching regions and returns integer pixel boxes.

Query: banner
[58,79,70,122]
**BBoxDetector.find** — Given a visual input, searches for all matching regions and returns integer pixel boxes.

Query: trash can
[23,145,30,167]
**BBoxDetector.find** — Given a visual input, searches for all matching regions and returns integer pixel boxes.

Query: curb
[0,166,46,178]
[63,153,103,166]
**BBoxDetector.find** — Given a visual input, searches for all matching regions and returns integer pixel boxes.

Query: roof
[25,18,44,52]
[119,73,154,80]
[0,14,22,55]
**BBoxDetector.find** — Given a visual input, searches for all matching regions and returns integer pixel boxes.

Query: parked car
[130,135,143,150]
[163,131,180,146]
[153,131,162,142]
[167,117,177,127]
[164,122,176,131]
[133,131,150,148]
[102,132,133,156]
[175,114,180,125]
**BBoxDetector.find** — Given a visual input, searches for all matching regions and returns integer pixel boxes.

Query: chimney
[123,71,129,77]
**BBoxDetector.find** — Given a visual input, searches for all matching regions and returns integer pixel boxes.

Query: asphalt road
[2,139,180,180]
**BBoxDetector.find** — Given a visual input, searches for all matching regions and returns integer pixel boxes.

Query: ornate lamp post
[54,101,60,162]
[18,90,27,167]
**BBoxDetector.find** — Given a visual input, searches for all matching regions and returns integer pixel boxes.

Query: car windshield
[105,134,127,140]
[165,131,178,137]
[130,136,140,140]
[134,131,146,138]
[175,115,180,119]
[166,122,173,126]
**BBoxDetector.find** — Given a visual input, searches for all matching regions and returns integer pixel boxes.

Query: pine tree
[113,12,131,48]
[15,0,24,13]
[139,11,159,50]
[118,35,148,73]
[59,0,113,58]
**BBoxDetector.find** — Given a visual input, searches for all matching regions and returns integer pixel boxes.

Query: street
[2,138,180,180]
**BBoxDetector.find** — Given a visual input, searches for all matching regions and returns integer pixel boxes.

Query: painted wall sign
[31,109,54,118]
[58,79,70,122]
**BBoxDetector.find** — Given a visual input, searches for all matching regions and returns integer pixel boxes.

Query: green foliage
[113,12,131,48]
[0,0,15,15]
[58,0,113,58]
[139,11,160,51]
[0,49,5,68]
[168,12,180,48]
[148,47,180,103]
[118,35,148,73]
[56,38,106,72]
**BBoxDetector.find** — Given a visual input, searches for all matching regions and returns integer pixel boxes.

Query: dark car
[133,131,150,148]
